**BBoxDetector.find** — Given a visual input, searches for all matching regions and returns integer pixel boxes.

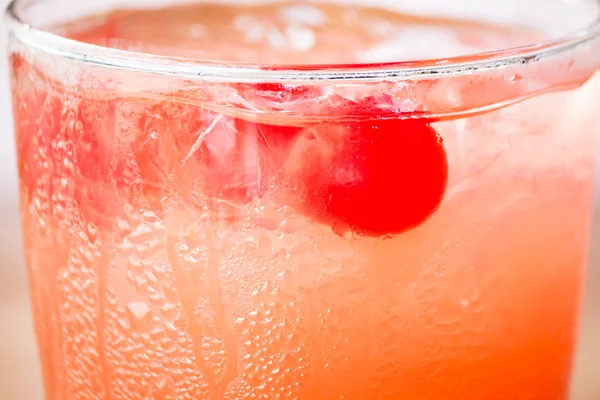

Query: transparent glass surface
[5,0,600,399]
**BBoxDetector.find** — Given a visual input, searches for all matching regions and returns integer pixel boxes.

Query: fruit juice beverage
[6,0,600,399]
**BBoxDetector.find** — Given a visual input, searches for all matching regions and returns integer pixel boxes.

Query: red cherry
[287,118,448,236]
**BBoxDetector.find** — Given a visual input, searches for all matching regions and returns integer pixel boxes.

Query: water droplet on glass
[160,303,181,321]
[127,301,153,333]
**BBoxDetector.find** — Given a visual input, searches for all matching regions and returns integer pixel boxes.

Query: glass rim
[5,0,600,82]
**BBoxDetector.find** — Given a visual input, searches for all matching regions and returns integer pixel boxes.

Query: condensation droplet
[160,303,181,321]
[127,301,153,333]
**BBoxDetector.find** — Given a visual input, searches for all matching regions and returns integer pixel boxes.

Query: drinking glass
[5,0,600,398]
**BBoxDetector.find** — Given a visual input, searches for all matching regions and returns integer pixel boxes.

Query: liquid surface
[59,2,540,64]
[10,1,600,400]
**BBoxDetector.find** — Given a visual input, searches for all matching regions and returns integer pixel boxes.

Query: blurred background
[0,0,599,398]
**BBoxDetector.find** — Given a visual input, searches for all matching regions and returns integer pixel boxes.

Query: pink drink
[7,0,600,399]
